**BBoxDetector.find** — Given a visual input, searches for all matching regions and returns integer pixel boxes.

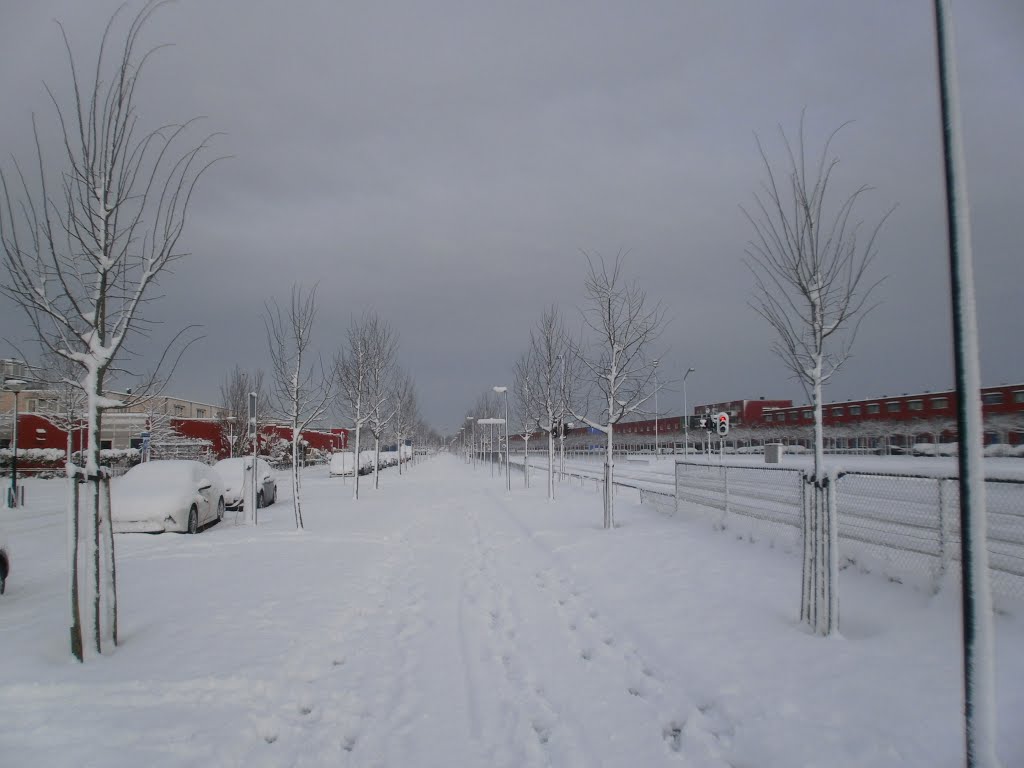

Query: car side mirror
[198,481,212,492]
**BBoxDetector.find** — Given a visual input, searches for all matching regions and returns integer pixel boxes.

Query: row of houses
[0,360,348,461]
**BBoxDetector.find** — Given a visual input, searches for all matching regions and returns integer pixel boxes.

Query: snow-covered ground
[0,455,1022,767]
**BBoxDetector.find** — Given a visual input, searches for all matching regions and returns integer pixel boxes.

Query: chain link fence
[674,460,1024,600]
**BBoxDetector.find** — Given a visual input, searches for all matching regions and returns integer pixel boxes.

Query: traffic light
[716,412,730,436]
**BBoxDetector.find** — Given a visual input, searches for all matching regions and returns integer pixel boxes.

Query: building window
[764,413,773,423]
[886,401,901,413]
[931,397,949,409]
[1013,391,1023,404]
[849,405,862,416]
[802,410,812,419]
[831,407,844,417]
[982,392,1004,405]
[867,403,880,414]
[788,412,798,422]
[196,408,206,418]
[173,404,185,416]
[908,400,924,411]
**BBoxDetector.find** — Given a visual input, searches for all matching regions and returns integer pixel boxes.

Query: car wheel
[187,505,199,534]
[257,490,264,509]
[217,497,225,522]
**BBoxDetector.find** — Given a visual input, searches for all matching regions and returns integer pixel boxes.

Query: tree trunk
[374,436,381,489]
[291,425,303,529]
[547,428,555,501]
[100,476,117,646]
[68,470,83,662]
[604,425,615,529]
[353,425,361,500]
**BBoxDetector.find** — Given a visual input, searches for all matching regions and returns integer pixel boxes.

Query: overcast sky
[1,0,1022,434]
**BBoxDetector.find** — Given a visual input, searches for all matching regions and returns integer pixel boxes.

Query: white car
[112,460,225,534]
[214,457,277,510]
[329,451,355,477]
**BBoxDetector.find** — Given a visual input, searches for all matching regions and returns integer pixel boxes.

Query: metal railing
[673,460,1024,599]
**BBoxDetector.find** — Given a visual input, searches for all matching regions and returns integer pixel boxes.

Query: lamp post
[4,379,27,508]
[466,416,475,469]
[225,415,237,459]
[683,367,695,458]
[494,386,510,492]
[653,360,660,456]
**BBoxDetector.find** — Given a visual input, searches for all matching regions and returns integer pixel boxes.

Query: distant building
[1,363,347,458]
[563,383,1023,449]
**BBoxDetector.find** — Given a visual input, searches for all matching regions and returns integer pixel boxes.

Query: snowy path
[1,455,1022,766]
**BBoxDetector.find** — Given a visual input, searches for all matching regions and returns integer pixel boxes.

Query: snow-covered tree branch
[742,114,892,635]
[0,0,222,661]
[265,284,333,529]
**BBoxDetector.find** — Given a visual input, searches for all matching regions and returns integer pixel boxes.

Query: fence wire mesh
[674,460,1024,600]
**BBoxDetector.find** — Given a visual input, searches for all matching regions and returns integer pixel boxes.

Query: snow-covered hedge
[911,442,959,457]
[983,443,1024,458]
[0,447,140,470]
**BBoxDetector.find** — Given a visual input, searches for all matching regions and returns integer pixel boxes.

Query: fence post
[934,478,954,593]
[723,466,730,519]
[674,461,679,515]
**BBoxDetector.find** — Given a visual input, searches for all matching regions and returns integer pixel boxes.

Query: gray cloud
[1,0,1022,433]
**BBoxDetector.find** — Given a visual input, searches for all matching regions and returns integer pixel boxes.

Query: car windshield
[121,462,194,489]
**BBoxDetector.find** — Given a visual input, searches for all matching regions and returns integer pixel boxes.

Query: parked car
[112,460,225,534]
[329,451,356,477]
[214,457,277,510]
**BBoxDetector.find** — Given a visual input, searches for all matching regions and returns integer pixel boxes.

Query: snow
[0,455,1021,766]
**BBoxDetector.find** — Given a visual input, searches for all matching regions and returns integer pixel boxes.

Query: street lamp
[466,416,475,469]
[494,386,510,492]
[653,359,660,456]
[225,415,237,458]
[683,367,695,458]
[4,379,27,508]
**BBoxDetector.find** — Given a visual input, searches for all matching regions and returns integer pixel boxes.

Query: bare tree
[336,312,393,498]
[524,307,578,501]
[363,318,399,490]
[218,365,265,457]
[568,252,667,529]
[513,351,537,487]
[25,353,87,465]
[743,115,892,636]
[390,368,418,476]
[265,284,332,529]
[0,2,220,660]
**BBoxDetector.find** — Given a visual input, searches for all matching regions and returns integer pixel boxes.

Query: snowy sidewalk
[0,456,1021,766]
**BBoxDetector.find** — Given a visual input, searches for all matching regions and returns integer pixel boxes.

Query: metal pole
[683,367,694,458]
[653,361,659,456]
[933,3,999,766]
[10,390,19,507]
[558,354,566,480]
[504,390,511,492]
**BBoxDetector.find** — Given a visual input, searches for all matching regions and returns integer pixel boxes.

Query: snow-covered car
[214,457,277,510]
[112,460,225,534]
[329,451,355,477]
[358,451,376,475]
